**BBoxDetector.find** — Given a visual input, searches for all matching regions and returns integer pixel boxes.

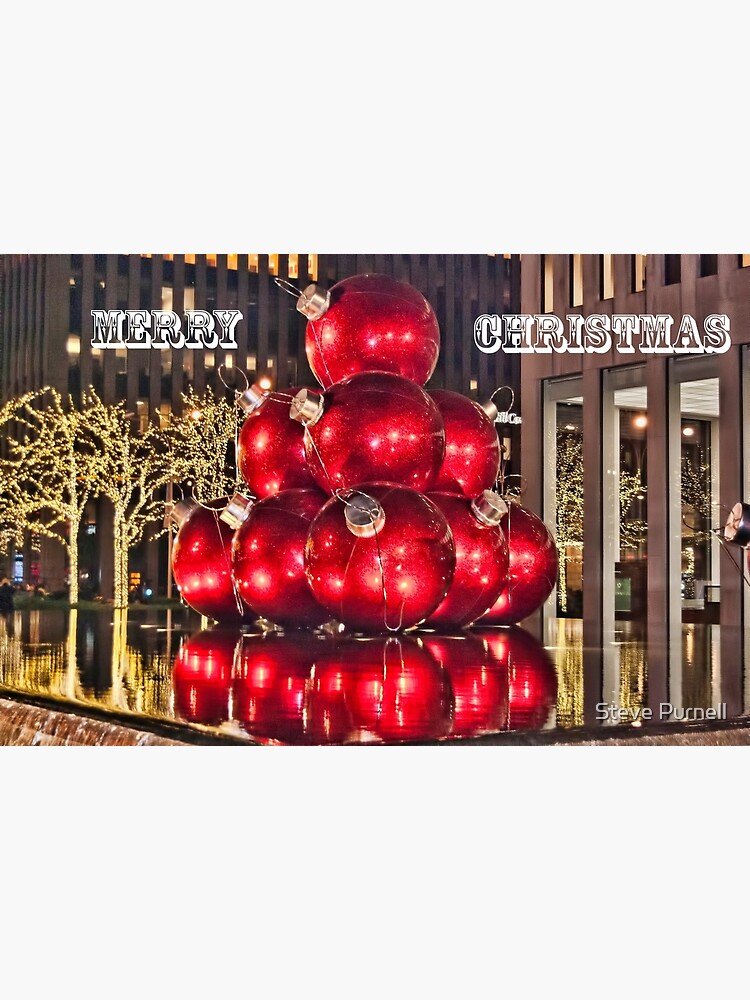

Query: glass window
[699,254,718,277]
[631,254,647,292]
[664,254,681,285]
[541,254,554,313]
[569,254,583,307]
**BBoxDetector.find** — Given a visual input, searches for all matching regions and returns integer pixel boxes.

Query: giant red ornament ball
[292,371,445,495]
[429,389,501,498]
[479,503,558,625]
[305,483,455,631]
[237,386,317,498]
[301,273,440,389]
[233,488,328,628]
[172,629,241,726]
[171,499,251,621]
[425,491,510,628]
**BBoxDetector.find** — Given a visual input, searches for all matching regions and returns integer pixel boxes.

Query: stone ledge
[0,697,185,747]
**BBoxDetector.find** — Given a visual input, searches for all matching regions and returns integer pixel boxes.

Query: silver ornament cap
[290,388,325,426]
[237,383,269,414]
[471,490,509,527]
[344,492,386,538]
[220,493,254,530]
[166,497,198,529]
[482,399,499,422]
[297,283,331,321]
[724,501,750,546]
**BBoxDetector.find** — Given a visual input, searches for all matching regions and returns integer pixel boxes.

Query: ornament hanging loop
[485,385,516,423]
[497,473,527,500]
[275,276,331,320]
[217,363,250,398]
[274,276,303,300]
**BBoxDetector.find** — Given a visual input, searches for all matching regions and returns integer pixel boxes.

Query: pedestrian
[0,576,16,613]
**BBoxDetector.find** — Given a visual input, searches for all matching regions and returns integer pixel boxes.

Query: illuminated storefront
[520,254,750,719]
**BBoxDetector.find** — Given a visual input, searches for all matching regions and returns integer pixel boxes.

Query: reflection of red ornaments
[422,634,508,737]
[170,498,253,621]
[232,488,328,628]
[429,390,501,498]
[291,371,445,495]
[479,504,558,624]
[172,629,241,725]
[233,634,318,743]
[314,637,452,742]
[237,385,317,498]
[305,483,455,631]
[481,627,558,730]
[300,274,440,389]
[425,491,509,628]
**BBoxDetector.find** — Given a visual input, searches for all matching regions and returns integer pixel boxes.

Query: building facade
[0,253,521,596]
[519,254,750,718]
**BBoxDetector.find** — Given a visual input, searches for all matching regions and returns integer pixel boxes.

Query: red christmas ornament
[172,628,242,726]
[232,488,328,628]
[236,384,317,498]
[425,491,510,628]
[479,503,558,625]
[291,371,445,495]
[305,483,455,631]
[480,627,557,730]
[429,390,501,498]
[313,637,452,742]
[233,633,320,743]
[297,273,440,389]
[170,496,254,621]
[421,634,509,738]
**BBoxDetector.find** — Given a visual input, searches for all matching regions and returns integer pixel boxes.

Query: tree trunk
[68,519,79,605]
[113,512,128,609]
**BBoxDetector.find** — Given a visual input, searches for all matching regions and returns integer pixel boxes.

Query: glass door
[543,377,584,622]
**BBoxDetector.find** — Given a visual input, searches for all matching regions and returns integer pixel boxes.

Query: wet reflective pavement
[0,608,746,745]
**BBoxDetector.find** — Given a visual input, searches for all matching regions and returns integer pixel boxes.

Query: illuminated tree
[84,392,172,608]
[681,451,712,541]
[619,472,648,551]
[164,386,239,503]
[555,431,584,612]
[680,450,712,597]
[0,389,99,601]
[0,395,35,567]
[555,430,648,611]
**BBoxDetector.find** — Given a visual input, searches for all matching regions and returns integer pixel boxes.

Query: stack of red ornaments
[169,273,558,632]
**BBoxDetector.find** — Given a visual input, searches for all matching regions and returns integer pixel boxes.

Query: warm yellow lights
[258,376,273,391]
[633,414,648,429]
[571,254,583,307]
[137,253,318,279]
[66,336,80,356]
[634,254,647,292]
